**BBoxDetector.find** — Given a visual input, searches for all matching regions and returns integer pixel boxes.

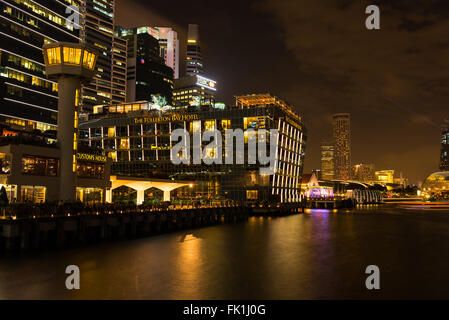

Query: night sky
[116,0,449,184]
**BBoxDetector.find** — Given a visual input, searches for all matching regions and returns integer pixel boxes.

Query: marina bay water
[0,206,448,299]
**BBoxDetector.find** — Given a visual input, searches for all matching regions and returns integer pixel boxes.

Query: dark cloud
[258,0,449,183]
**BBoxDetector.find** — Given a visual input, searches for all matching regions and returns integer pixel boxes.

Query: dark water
[1,206,449,300]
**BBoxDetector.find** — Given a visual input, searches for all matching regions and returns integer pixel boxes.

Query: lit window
[63,47,82,65]
[221,120,231,130]
[46,47,61,65]
[83,50,96,70]
[204,120,215,131]
[247,190,258,200]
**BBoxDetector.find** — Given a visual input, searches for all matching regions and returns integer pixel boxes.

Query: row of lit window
[2,68,58,92]
[3,117,55,131]
[3,6,39,30]
[174,89,199,95]
[46,47,96,70]
[6,53,45,74]
[10,0,77,31]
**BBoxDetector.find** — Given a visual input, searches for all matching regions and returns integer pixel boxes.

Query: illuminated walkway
[106,175,192,204]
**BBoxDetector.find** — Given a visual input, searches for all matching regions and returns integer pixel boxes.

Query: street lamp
[42,42,98,201]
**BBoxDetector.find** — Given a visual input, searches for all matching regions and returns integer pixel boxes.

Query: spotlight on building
[42,42,98,201]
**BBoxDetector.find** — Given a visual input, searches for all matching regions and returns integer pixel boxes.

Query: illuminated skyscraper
[440,119,449,171]
[80,0,127,113]
[157,27,179,79]
[332,113,351,180]
[0,0,82,133]
[320,142,334,180]
[186,24,203,76]
[115,26,174,105]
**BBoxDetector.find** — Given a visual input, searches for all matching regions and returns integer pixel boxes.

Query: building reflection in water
[175,232,203,298]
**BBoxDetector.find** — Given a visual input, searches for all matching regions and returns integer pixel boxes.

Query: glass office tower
[115,26,174,105]
[186,24,202,76]
[0,0,127,133]
[332,113,351,180]
[81,0,127,113]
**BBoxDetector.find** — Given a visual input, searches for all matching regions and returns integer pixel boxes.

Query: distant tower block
[42,42,98,201]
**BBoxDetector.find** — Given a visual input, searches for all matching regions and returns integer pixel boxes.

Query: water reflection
[175,232,203,298]
[0,207,449,299]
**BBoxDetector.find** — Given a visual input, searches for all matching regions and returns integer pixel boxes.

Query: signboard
[77,153,107,163]
[196,75,217,91]
[134,114,199,124]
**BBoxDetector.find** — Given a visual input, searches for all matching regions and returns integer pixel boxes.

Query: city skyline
[115,0,449,184]
[1,0,449,303]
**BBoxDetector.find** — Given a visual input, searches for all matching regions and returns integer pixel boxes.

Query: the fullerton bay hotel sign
[134,114,199,124]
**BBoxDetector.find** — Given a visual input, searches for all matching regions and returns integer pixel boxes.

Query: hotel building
[79,94,307,204]
[332,113,351,180]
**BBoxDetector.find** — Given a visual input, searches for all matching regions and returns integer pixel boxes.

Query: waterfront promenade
[0,204,252,252]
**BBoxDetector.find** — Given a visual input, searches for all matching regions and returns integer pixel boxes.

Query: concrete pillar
[137,190,145,205]
[163,190,171,202]
[57,77,81,202]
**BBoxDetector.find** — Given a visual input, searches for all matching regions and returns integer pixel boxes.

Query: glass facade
[114,26,173,105]
[81,0,127,112]
[0,0,126,131]
[80,95,307,204]
[22,155,59,176]
[422,172,449,198]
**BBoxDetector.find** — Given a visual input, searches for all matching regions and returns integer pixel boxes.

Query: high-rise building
[320,142,334,180]
[186,24,202,76]
[80,93,307,204]
[440,119,449,171]
[352,163,375,183]
[173,74,216,108]
[375,170,394,185]
[157,27,179,79]
[332,113,351,180]
[0,0,82,133]
[80,0,127,113]
[115,26,174,105]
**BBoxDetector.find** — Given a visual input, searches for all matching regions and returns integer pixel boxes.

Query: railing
[0,201,248,220]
